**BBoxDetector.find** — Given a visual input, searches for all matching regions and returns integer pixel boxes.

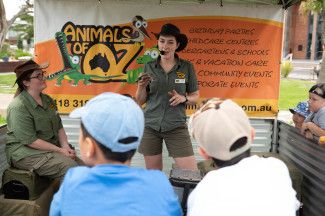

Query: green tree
[0,0,32,50]
[17,37,23,49]
[11,13,33,49]
[300,0,325,82]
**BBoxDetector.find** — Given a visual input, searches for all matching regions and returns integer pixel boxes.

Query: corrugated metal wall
[277,121,325,216]
[2,118,325,215]
[61,115,274,173]
[0,117,279,185]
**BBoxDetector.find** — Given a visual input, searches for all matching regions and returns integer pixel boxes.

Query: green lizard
[126,46,160,83]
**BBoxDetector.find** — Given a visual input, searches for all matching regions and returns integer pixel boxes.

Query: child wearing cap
[186,99,300,216]
[289,101,310,129]
[50,93,181,216]
[301,83,325,139]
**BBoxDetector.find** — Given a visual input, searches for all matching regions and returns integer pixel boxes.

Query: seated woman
[301,83,325,139]
[6,60,83,180]
[289,101,310,129]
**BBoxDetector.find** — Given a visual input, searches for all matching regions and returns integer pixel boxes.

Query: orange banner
[35,16,282,116]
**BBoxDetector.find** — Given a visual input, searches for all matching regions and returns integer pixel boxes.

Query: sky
[3,0,27,19]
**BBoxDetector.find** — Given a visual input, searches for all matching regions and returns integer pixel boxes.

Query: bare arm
[301,122,325,138]
[135,73,151,106]
[58,127,70,147]
[28,127,76,160]
[186,90,200,105]
[28,139,64,153]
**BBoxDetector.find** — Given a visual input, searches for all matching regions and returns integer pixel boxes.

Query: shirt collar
[21,90,47,109]
[154,54,182,70]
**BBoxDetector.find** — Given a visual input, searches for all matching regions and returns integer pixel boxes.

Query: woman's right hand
[137,73,151,88]
[59,148,76,160]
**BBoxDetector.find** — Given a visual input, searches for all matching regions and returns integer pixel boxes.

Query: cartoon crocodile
[126,46,160,83]
[47,32,121,86]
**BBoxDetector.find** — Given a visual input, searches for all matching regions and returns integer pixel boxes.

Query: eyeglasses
[30,72,46,80]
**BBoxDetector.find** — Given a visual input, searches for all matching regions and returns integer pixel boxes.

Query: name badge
[175,79,185,83]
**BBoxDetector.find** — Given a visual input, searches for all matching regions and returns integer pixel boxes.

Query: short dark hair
[212,149,250,168]
[80,122,136,163]
[15,70,34,96]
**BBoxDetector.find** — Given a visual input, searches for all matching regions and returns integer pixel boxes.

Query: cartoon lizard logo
[46,32,121,86]
[126,46,160,83]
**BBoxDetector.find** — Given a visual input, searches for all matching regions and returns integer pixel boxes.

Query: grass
[279,78,315,110]
[0,74,17,94]
[0,115,5,125]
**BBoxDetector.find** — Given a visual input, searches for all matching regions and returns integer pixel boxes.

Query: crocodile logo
[46,32,121,86]
[126,46,160,83]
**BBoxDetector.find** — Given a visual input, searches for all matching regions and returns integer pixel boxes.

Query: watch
[184,96,188,103]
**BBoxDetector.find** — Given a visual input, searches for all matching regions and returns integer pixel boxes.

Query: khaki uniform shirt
[143,56,198,132]
[6,90,63,163]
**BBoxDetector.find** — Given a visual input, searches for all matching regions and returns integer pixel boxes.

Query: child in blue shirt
[50,93,181,216]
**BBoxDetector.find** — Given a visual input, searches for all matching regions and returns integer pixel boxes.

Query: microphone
[160,50,166,55]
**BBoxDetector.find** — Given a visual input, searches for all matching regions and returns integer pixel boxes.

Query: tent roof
[156,0,301,9]
[64,0,301,9]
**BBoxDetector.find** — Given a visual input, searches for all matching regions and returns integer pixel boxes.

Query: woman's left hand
[168,89,186,106]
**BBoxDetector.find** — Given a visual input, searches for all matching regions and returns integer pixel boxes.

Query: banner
[34,0,283,117]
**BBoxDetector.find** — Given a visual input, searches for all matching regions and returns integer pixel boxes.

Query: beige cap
[189,99,251,161]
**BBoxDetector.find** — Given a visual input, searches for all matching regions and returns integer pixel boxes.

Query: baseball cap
[189,99,251,161]
[309,83,325,99]
[69,92,144,152]
[289,101,310,118]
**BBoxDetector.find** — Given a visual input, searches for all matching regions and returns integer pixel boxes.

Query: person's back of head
[187,99,301,216]
[189,99,253,168]
[70,92,144,165]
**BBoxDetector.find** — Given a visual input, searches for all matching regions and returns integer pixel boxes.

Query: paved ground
[0,93,13,118]
[0,59,320,123]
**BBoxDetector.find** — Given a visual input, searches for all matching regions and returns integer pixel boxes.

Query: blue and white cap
[69,93,144,152]
[289,101,310,118]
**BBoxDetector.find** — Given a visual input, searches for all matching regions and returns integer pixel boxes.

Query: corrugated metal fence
[277,121,325,216]
[0,117,274,181]
[1,117,324,216]
[61,115,274,173]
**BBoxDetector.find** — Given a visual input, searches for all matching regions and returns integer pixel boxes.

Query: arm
[301,121,325,138]
[58,128,76,159]
[135,72,151,106]
[58,127,69,147]
[186,90,199,105]
[28,136,75,159]
[7,103,74,159]
[28,139,66,154]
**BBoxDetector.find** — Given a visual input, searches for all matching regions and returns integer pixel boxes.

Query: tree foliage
[0,0,33,50]
[11,12,34,46]
[300,0,325,14]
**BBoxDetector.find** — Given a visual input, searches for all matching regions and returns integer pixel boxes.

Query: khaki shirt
[143,56,198,132]
[6,90,63,163]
